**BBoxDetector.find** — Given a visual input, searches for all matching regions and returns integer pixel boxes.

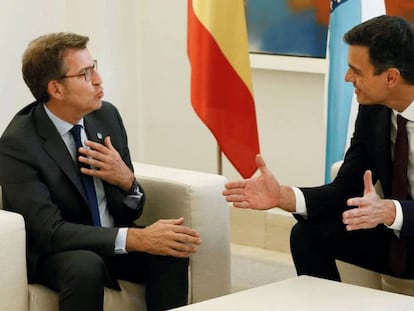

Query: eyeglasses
[61,60,98,82]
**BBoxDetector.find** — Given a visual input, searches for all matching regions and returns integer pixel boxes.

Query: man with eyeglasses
[0,32,201,311]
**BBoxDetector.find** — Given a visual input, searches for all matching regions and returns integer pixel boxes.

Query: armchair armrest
[0,209,29,311]
[132,162,231,303]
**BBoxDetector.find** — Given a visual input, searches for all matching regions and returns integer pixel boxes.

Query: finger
[224,180,247,190]
[347,197,366,207]
[167,249,192,258]
[223,188,243,196]
[173,226,200,238]
[170,240,198,253]
[158,217,185,225]
[174,217,185,225]
[103,136,116,151]
[175,232,202,245]
[84,140,109,154]
[233,201,251,209]
[343,207,372,222]
[345,221,373,231]
[78,154,104,167]
[224,194,246,203]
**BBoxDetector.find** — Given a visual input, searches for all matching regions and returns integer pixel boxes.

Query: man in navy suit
[224,15,414,280]
[0,32,201,311]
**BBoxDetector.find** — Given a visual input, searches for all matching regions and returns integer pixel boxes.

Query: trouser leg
[34,250,110,311]
[290,221,394,281]
[108,252,189,311]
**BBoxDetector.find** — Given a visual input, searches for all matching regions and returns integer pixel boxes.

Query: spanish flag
[187,0,260,178]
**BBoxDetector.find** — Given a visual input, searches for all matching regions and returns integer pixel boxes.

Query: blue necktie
[69,125,101,226]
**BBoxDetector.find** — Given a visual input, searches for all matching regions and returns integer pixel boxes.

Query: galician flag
[325,0,385,182]
[187,0,260,178]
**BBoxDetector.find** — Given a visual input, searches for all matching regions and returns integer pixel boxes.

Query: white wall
[0,0,327,188]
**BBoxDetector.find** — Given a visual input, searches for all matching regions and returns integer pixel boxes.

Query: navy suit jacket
[0,101,144,280]
[299,104,414,238]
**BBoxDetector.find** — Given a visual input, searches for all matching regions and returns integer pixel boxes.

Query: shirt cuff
[386,200,403,233]
[114,227,128,254]
[292,187,307,216]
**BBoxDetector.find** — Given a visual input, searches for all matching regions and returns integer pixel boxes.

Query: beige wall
[0,0,327,188]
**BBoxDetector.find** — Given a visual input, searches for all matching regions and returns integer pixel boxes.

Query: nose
[344,69,353,83]
[91,69,103,85]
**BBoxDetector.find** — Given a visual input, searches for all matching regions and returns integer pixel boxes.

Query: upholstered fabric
[0,210,28,311]
[0,162,231,310]
[134,162,231,303]
[28,281,146,311]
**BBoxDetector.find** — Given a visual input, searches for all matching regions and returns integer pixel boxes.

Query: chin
[93,100,103,110]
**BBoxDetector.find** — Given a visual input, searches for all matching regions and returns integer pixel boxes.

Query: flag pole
[217,144,223,175]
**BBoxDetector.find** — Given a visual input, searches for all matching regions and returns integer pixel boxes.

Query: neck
[45,100,82,125]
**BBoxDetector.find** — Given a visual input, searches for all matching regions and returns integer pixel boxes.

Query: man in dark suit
[0,32,201,311]
[223,15,414,280]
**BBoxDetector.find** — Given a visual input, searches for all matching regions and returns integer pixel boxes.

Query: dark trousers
[290,220,414,281]
[34,250,189,311]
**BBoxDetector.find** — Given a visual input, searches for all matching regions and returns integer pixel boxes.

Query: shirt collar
[393,100,414,122]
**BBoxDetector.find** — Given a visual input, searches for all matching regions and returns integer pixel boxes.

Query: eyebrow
[348,64,361,73]
[72,62,95,75]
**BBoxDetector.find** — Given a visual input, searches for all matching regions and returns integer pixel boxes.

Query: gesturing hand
[343,170,396,230]
[77,136,134,191]
[223,154,281,210]
[126,217,202,258]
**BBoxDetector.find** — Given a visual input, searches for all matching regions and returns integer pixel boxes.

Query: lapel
[34,103,87,202]
[84,114,107,145]
[373,107,392,196]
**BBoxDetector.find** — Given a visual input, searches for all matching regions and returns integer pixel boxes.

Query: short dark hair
[22,32,89,102]
[344,15,414,84]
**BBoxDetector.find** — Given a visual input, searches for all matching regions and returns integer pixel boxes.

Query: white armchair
[331,161,414,296]
[0,162,231,310]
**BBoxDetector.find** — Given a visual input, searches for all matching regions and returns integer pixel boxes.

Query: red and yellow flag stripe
[187,0,260,178]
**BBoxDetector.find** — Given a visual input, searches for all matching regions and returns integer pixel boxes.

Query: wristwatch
[128,177,140,195]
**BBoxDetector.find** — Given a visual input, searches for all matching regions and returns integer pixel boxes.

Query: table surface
[173,276,414,310]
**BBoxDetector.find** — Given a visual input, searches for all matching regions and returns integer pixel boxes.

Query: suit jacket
[299,104,414,238]
[0,101,144,280]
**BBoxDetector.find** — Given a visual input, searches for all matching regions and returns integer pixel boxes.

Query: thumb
[256,154,273,176]
[159,217,184,225]
[363,170,375,195]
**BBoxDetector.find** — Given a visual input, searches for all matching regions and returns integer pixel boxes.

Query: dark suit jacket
[299,104,414,238]
[0,101,144,280]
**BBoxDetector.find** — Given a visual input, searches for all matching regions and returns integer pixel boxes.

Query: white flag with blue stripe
[325,0,385,183]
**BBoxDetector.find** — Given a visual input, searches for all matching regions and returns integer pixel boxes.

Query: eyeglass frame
[60,60,98,82]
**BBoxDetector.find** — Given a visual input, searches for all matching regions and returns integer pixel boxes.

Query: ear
[47,80,64,100]
[385,68,400,87]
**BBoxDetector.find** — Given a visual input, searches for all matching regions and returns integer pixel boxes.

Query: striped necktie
[390,114,409,275]
[69,125,101,226]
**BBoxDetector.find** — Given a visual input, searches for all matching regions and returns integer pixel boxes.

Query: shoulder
[359,104,391,114]
[356,104,390,125]
[1,101,40,138]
